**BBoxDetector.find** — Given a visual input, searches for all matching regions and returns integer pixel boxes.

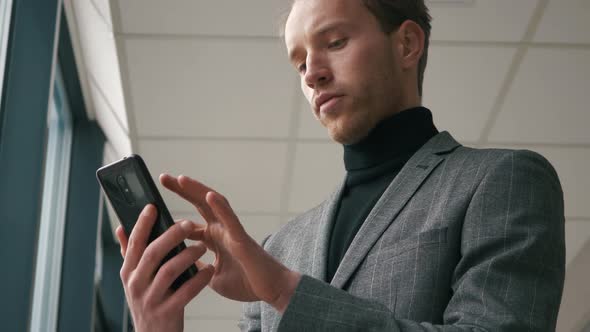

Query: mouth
[314,93,344,115]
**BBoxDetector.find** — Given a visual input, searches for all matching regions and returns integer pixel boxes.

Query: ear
[395,20,425,71]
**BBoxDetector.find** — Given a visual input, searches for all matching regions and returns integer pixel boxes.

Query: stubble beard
[326,108,375,145]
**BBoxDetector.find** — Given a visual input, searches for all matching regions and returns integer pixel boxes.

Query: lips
[314,93,344,111]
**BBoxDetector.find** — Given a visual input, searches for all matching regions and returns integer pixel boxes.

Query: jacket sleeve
[277,150,566,331]
[238,301,262,332]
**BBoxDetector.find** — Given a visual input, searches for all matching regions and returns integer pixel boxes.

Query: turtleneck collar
[343,107,438,171]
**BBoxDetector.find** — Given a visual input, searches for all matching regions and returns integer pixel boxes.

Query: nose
[304,55,332,89]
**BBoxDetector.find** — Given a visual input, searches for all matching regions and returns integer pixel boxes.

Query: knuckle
[158,264,178,283]
[119,267,128,282]
[142,246,158,265]
[127,275,142,297]
[175,222,191,239]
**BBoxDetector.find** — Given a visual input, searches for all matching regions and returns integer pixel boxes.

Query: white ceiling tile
[72,0,127,130]
[90,0,113,29]
[489,48,590,144]
[428,0,538,42]
[115,0,291,36]
[565,220,590,267]
[423,45,517,142]
[288,143,344,213]
[124,38,296,138]
[185,319,238,331]
[91,81,132,157]
[138,140,288,213]
[534,0,590,44]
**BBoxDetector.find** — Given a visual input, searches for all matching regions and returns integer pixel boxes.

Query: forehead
[284,0,368,49]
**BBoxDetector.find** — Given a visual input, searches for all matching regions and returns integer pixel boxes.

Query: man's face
[285,0,404,144]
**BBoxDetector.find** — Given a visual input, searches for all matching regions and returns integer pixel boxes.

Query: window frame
[0,0,13,109]
[30,64,73,332]
[0,0,61,330]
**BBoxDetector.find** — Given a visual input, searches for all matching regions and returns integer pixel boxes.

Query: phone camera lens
[116,175,134,205]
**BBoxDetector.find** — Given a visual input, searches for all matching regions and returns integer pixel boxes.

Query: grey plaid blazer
[239,131,565,331]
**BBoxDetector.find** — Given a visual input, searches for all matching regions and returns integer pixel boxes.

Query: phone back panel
[96,155,171,241]
[96,155,197,289]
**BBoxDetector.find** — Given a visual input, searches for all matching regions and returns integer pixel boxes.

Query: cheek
[334,48,376,94]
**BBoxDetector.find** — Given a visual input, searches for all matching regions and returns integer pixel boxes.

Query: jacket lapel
[309,178,347,282]
[330,131,460,289]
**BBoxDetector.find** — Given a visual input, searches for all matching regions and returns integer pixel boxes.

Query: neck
[343,106,438,171]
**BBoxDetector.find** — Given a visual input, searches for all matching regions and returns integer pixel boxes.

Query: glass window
[30,65,74,332]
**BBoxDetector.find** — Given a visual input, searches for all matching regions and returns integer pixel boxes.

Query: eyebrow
[288,21,353,62]
[315,20,353,36]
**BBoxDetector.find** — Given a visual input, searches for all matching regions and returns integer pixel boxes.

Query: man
[116,0,565,331]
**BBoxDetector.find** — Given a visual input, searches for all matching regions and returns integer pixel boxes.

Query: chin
[328,123,371,145]
[329,132,353,145]
[323,109,374,144]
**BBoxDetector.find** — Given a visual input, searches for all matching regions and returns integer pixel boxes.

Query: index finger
[115,226,128,257]
[160,174,217,222]
[121,204,158,276]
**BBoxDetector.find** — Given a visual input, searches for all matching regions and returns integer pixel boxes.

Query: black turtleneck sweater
[326,107,438,282]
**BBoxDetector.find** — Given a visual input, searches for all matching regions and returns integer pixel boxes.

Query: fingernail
[143,205,155,217]
[181,220,193,231]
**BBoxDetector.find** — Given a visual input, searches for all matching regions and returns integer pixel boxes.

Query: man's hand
[161,174,302,313]
[116,204,215,332]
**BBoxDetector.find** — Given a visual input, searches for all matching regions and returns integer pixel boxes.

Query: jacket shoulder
[455,145,557,172]
[446,145,562,196]
[262,202,325,252]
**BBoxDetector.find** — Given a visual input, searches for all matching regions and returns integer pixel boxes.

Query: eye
[328,38,347,49]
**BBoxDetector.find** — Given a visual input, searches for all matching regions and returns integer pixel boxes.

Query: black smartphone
[96,154,198,290]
